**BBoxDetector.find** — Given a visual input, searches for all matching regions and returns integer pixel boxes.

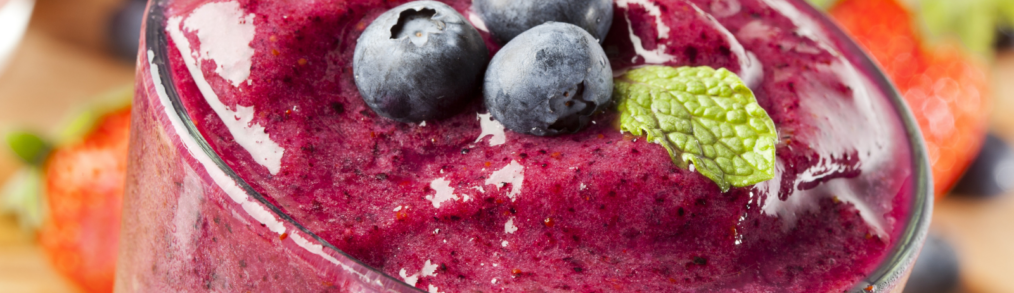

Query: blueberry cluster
[353,0,614,136]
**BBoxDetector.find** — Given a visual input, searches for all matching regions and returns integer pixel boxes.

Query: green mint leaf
[6,131,51,165]
[615,66,776,192]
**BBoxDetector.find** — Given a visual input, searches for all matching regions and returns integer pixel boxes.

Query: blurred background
[0,0,1012,292]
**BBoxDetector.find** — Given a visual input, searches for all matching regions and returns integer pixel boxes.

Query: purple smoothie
[123,0,916,292]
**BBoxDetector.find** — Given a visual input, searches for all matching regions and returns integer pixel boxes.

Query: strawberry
[828,0,992,198]
[37,105,130,293]
[4,90,131,293]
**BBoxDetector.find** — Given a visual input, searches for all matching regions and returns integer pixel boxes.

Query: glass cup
[115,0,932,292]
[115,1,418,291]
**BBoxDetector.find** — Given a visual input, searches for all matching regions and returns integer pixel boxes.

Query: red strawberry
[829,0,991,198]
[38,106,131,293]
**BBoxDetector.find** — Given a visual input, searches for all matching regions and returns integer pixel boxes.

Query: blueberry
[952,133,1014,197]
[473,0,613,44]
[903,233,961,293]
[484,22,612,136]
[108,0,147,61]
[996,25,1013,51]
[353,1,488,123]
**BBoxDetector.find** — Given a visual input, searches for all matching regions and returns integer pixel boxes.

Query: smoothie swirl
[158,0,913,291]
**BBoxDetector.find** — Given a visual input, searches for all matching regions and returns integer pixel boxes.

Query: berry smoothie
[117,0,926,292]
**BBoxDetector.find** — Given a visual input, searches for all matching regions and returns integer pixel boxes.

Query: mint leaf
[615,66,776,191]
[6,131,50,165]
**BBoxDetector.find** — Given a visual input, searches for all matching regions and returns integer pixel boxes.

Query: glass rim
[142,1,421,291]
[142,1,933,292]
[797,2,934,292]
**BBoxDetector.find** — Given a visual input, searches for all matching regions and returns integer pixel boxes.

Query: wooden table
[0,0,131,292]
[1,0,1013,292]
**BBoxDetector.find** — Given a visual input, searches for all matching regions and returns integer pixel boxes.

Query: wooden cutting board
[0,215,82,293]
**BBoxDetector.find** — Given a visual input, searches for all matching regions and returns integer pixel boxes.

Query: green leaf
[58,84,133,144]
[1,167,45,231]
[804,0,838,10]
[918,0,997,56]
[615,66,777,192]
[6,131,50,165]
